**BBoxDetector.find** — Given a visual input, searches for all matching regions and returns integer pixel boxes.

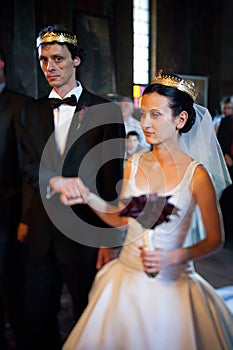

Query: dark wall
[156,0,233,115]
[0,0,233,115]
[0,0,126,98]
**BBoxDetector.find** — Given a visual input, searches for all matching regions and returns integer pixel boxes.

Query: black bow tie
[49,94,77,109]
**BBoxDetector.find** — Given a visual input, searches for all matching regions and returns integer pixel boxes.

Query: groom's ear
[73,56,81,67]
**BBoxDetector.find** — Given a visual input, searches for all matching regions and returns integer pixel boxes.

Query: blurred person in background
[217,112,233,247]
[119,96,150,152]
[0,47,33,350]
[212,95,233,133]
[125,130,149,160]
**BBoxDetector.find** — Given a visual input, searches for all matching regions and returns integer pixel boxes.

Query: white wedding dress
[63,155,233,350]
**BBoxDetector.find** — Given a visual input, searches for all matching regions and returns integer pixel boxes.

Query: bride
[62,72,233,350]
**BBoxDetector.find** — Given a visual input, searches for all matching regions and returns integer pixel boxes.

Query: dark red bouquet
[119,193,179,278]
[119,193,178,230]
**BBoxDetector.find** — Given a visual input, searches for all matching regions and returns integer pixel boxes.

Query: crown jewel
[36,31,78,48]
[151,71,198,101]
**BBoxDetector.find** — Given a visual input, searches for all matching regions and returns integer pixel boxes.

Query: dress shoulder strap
[129,153,141,182]
[122,153,142,198]
[178,160,201,190]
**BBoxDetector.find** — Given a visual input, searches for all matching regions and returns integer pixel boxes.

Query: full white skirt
[63,256,233,350]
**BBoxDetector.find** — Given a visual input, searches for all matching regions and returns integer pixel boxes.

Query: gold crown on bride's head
[151,69,198,101]
[36,28,78,48]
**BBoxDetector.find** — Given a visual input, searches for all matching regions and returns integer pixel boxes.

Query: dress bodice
[119,154,200,279]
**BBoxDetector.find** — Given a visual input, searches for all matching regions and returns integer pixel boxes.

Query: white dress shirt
[49,83,83,155]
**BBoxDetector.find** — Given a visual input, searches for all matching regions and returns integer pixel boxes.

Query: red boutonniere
[77,105,88,129]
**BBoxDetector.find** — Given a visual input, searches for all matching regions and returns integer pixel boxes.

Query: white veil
[179,104,232,245]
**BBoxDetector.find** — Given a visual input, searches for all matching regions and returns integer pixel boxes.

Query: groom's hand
[50,176,89,205]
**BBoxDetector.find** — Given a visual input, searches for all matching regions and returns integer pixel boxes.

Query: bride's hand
[59,177,90,205]
[141,249,163,274]
[141,248,190,273]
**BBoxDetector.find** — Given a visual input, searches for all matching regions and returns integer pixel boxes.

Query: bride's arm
[87,192,127,230]
[60,157,134,231]
[87,158,134,230]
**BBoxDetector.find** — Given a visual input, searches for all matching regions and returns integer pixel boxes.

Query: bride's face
[140,92,178,146]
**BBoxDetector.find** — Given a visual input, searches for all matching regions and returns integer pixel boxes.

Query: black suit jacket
[19,87,125,264]
[217,115,233,156]
[217,115,233,179]
[0,87,33,243]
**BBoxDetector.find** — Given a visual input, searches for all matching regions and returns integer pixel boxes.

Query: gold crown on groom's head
[36,27,78,48]
[151,69,198,101]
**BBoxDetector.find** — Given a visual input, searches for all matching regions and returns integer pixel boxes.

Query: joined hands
[49,176,89,205]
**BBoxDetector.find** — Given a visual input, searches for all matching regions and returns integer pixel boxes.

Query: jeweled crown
[36,31,78,48]
[151,71,198,101]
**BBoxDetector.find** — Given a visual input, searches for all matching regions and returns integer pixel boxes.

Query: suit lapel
[40,98,55,136]
[75,88,93,112]
[62,89,93,157]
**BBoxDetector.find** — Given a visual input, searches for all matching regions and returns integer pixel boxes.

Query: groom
[19,24,125,350]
